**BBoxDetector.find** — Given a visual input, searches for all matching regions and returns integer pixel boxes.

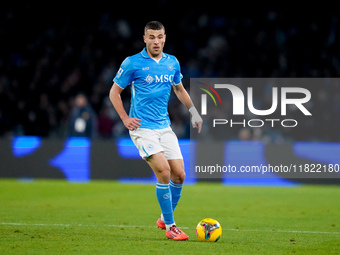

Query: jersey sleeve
[172,57,183,86]
[113,57,135,89]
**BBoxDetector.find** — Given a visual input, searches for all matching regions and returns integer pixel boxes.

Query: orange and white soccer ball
[196,218,222,242]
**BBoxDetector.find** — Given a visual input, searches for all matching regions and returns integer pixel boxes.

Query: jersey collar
[141,48,167,59]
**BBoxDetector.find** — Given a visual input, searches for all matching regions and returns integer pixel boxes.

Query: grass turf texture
[0,180,339,254]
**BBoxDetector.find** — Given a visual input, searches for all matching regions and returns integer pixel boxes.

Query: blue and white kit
[113,48,183,159]
[113,48,183,130]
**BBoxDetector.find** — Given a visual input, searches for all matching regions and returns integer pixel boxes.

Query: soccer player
[109,21,203,241]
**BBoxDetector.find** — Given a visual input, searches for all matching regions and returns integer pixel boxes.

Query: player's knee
[159,173,171,183]
[179,171,186,183]
[173,171,186,184]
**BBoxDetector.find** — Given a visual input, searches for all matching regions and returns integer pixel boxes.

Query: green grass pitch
[0,179,339,254]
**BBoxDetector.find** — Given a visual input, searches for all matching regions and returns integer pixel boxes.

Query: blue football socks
[159,180,183,229]
[169,180,182,212]
[156,182,174,226]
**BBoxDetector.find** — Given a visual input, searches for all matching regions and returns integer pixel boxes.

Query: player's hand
[192,118,203,133]
[122,117,142,131]
[189,107,203,134]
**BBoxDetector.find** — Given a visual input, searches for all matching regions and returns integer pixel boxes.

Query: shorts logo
[147,144,154,151]
[145,75,154,84]
[163,193,171,199]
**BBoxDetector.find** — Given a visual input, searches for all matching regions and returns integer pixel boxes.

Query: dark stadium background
[1,3,340,142]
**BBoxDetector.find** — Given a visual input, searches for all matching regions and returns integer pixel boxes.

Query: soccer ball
[196,218,222,242]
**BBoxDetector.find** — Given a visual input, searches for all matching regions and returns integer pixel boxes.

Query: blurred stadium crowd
[1,4,340,142]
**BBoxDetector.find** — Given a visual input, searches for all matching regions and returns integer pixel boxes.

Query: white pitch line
[0,222,163,229]
[0,222,188,230]
[227,228,340,235]
[1,222,339,235]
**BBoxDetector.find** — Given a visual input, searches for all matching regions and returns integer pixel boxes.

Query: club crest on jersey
[167,64,173,71]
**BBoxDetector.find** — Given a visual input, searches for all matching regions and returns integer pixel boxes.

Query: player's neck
[146,49,163,63]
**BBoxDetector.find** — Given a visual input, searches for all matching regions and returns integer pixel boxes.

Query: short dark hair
[144,21,165,34]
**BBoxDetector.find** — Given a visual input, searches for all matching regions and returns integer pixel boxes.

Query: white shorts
[129,126,183,160]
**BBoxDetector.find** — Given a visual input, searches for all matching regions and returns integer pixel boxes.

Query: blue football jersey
[113,48,183,129]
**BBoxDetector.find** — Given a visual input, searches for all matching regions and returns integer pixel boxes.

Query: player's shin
[156,182,175,229]
[160,180,182,225]
[169,180,182,212]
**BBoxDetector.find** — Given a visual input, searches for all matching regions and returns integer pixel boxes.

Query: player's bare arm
[172,82,192,109]
[109,82,141,131]
[172,82,203,133]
